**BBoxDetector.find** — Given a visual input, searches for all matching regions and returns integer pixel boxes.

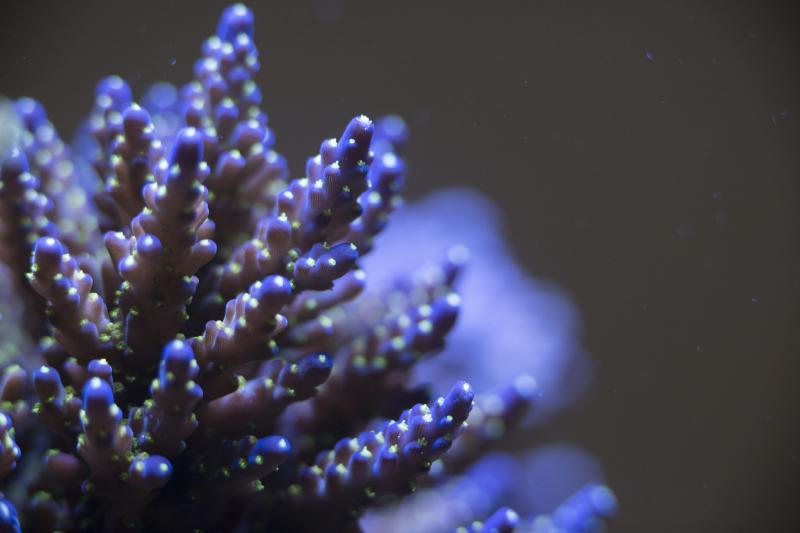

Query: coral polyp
[0,4,614,532]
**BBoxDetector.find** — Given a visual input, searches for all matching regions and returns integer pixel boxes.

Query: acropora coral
[0,4,615,532]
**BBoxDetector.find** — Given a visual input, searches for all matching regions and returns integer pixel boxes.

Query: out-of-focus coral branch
[527,484,617,533]
[454,507,519,533]
[0,495,21,532]
[292,256,462,443]
[14,98,98,256]
[0,148,55,272]
[89,76,133,180]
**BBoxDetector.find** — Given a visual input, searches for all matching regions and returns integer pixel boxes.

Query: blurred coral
[0,4,613,532]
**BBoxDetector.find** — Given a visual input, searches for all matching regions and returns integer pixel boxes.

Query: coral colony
[0,4,615,532]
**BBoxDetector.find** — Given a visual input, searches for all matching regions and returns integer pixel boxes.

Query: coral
[0,4,614,532]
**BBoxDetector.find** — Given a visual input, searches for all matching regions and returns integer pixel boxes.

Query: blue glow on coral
[362,187,593,421]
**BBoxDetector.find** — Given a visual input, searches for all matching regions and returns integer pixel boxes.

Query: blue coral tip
[32,237,65,269]
[490,507,520,529]
[373,114,409,152]
[248,436,291,464]
[95,75,132,107]
[82,377,115,411]
[430,437,452,454]
[122,104,152,135]
[130,455,173,490]
[215,99,239,122]
[231,119,266,147]
[1,146,28,173]
[513,374,540,399]
[446,380,474,406]
[217,149,246,171]
[377,114,408,140]
[171,127,204,168]
[0,498,20,533]
[0,413,11,431]
[297,352,334,381]
[217,3,254,42]
[376,151,404,173]
[254,275,292,302]
[337,115,374,162]
[162,339,195,365]
[148,456,172,479]
[136,234,162,257]
[326,242,359,265]
[587,484,618,515]
[87,359,113,381]
[428,296,460,331]
[14,97,48,130]
[33,365,61,389]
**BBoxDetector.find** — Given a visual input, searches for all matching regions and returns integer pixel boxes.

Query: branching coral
[0,4,614,532]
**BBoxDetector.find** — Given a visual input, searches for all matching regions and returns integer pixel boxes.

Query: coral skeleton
[0,4,614,532]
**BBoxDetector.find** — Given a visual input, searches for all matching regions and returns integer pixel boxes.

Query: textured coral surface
[0,4,614,532]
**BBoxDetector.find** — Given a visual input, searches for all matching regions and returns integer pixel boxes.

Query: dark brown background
[1,1,797,531]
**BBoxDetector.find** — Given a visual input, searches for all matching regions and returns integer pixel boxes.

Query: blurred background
[1,1,797,530]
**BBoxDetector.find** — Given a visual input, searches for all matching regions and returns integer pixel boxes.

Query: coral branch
[0,413,20,479]
[33,365,81,434]
[0,365,27,425]
[198,352,331,437]
[105,127,216,358]
[194,274,291,373]
[76,377,132,482]
[14,98,98,255]
[0,147,55,271]
[183,3,288,249]
[295,260,462,440]
[105,104,164,229]
[437,376,539,477]
[28,237,114,362]
[138,340,203,456]
[282,381,474,527]
[343,116,410,256]
[205,434,291,496]
[529,484,617,533]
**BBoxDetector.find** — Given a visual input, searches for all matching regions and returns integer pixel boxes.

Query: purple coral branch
[137,340,203,456]
[104,104,164,229]
[105,127,216,358]
[282,381,474,527]
[28,237,114,363]
[198,352,331,437]
[194,274,291,380]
